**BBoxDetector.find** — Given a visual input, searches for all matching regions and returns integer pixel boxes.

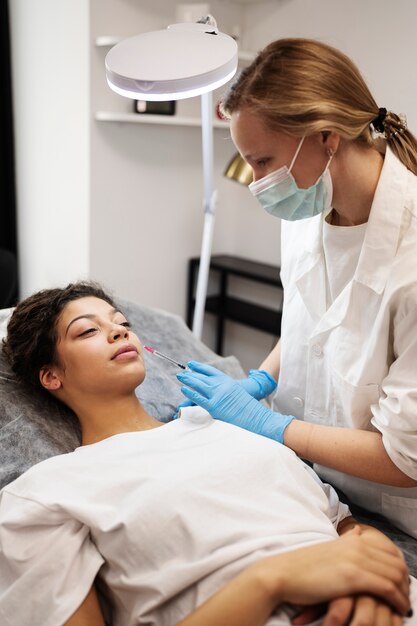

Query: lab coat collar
[293,146,407,336]
[294,216,327,322]
[295,237,354,337]
[355,146,406,294]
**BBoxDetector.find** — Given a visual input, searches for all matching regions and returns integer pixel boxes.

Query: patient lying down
[0,282,415,626]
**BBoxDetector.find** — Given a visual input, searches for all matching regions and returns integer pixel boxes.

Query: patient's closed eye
[77,319,130,337]
[79,328,97,337]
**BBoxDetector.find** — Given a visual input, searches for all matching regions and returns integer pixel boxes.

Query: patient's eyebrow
[65,307,118,336]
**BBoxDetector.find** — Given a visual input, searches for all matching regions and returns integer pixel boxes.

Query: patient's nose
[110,324,129,341]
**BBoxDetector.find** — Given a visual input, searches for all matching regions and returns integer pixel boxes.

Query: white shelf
[95,111,230,129]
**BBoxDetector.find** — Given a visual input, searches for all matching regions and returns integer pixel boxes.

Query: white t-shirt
[323,219,367,306]
[0,408,350,626]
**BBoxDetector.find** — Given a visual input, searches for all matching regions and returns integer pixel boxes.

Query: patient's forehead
[64,296,113,315]
[57,297,119,333]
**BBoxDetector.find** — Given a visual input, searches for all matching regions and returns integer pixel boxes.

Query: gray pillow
[0,298,246,490]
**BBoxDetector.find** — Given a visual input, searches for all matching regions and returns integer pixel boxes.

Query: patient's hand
[330,518,411,623]
[253,529,411,619]
[291,595,405,625]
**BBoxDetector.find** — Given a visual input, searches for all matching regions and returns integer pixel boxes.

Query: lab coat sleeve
[372,294,417,480]
[0,490,105,626]
[301,461,351,527]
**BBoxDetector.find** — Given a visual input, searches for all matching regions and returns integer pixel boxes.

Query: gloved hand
[177,361,294,444]
[175,367,277,413]
[241,369,277,400]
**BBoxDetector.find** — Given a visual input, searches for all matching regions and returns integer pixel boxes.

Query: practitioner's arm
[176,531,411,626]
[259,339,281,381]
[63,585,106,626]
[284,419,417,487]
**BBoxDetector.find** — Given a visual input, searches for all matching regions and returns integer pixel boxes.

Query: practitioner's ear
[320,130,340,156]
[39,366,63,392]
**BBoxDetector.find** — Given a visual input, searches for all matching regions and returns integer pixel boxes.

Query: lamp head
[105,21,238,101]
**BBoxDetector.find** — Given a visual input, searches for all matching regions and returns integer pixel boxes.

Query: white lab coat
[276,145,417,538]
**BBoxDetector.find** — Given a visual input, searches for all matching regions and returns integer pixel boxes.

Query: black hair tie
[372,107,387,133]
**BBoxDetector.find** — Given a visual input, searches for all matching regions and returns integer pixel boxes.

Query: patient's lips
[111,343,139,361]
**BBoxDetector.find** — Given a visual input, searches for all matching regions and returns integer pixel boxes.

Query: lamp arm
[201,91,214,215]
[192,91,216,339]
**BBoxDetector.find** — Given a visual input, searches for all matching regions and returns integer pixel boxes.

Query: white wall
[89,0,281,310]
[10,0,417,370]
[9,0,90,297]
[243,0,417,133]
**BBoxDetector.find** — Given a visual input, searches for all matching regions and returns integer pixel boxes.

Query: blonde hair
[222,38,417,175]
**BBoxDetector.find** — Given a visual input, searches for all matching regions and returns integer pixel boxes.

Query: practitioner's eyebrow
[65,307,118,336]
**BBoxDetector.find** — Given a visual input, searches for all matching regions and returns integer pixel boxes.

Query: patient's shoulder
[1,448,77,501]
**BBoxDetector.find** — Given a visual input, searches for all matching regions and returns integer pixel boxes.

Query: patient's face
[51,297,145,398]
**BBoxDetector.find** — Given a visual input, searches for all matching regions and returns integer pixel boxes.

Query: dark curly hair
[2,281,116,395]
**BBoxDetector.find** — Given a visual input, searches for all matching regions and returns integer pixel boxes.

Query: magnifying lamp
[105,18,238,339]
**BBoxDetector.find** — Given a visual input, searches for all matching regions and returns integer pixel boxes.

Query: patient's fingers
[349,569,409,616]
[349,596,376,625]
[321,596,353,626]
[352,533,409,590]
[373,603,402,626]
[360,550,410,602]
[361,544,410,597]
[349,596,404,626]
[320,595,404,626]
[291,604,327,625]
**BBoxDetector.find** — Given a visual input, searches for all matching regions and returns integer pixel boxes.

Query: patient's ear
[39,366,62,391]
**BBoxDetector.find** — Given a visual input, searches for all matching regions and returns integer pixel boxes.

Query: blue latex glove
[175,367,277,414]
[177,361,294,444]
[242,369,277,400]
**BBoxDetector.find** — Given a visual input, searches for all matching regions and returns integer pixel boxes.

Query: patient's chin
[123,364,146,391]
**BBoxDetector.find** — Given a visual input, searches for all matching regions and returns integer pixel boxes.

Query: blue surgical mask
[249,137,334,221]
